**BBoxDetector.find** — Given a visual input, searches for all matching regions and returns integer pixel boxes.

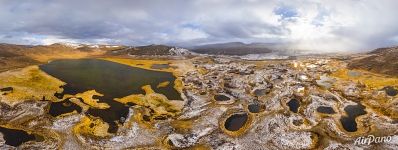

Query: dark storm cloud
[0,0,398,51]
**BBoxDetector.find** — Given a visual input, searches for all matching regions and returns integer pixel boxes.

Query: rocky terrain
[0,43,397,149]
[191,42,274,55]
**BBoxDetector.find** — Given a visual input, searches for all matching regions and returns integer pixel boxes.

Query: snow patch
[239,53,290,60]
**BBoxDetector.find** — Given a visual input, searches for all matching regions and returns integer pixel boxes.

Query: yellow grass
[157,81,170,88]
[331,69,398,89]
[115,85,183,119]
[101,58,173,72]
[73,116,110,137]
[0,66,64,105]
[170,119,193,132]
[64,90,110,109]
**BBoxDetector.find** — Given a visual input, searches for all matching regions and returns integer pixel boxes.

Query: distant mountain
[0,44,39,71]
[191,42,274,55]
[348,46,398,76]
[109,44,193,56]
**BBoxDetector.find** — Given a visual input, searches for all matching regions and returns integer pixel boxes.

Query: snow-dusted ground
[239,53,290,60]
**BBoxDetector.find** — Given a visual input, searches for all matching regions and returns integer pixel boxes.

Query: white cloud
[177,28,208,41]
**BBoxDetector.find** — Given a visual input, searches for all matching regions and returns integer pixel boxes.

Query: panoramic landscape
[0,0,397,149]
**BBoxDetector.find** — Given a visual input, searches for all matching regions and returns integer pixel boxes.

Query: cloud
[0,0,398,52]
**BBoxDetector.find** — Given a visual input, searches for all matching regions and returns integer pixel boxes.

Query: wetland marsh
[40,59,181,132]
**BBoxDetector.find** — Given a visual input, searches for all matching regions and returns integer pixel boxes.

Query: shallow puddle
[151,64,170,69]
[214,94,230,101]
[0,87,13,92]
[316,75,335,89]
[287,99,300,113]
[224,113,248,131]
[253,89,266,97]
[40,59,181,133]
[248,103,261,113]
[0,126,39,147]
[0,87,13,95]
[340,103,367,132]
[347,70,361,77]
[383,86,397,96]
[316,106,336,114]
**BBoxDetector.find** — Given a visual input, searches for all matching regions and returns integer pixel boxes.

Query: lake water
[224,113,248,131]
[49,98,82,117]
[40,59,181,133]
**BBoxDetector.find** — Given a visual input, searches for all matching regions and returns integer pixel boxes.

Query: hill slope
[348,46,398,76]
[0,43,118,71]
[109,44,193,56]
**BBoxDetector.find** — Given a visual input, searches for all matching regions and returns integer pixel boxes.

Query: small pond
[0,87,13,92]
[287,99,300,113]
[383,86,397,96]
[253,89,266,97]
[214,94,230,101]
[0,126,41,147]
[150,64,170,69]
[347,70,361,77]
[316,106,336,114]
[248,103,261,113]
[340,103,367,132]
[224,113,248,131]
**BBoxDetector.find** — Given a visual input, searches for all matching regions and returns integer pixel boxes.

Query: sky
[0,0,398,52]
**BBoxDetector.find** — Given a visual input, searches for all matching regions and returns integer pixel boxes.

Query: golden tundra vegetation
[63,90,110,109]
[0,66,64,105]
[115,85,183,118]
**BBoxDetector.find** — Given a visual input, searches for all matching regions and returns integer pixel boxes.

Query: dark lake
[0,126,39,147]
[40,59,181,133]
[340,103,367,132]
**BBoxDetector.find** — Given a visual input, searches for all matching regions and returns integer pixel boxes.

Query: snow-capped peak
[169,47,195,56]
[58,42,84,49]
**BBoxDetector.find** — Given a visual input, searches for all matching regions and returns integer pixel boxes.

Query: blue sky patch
[274,5,298,19]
